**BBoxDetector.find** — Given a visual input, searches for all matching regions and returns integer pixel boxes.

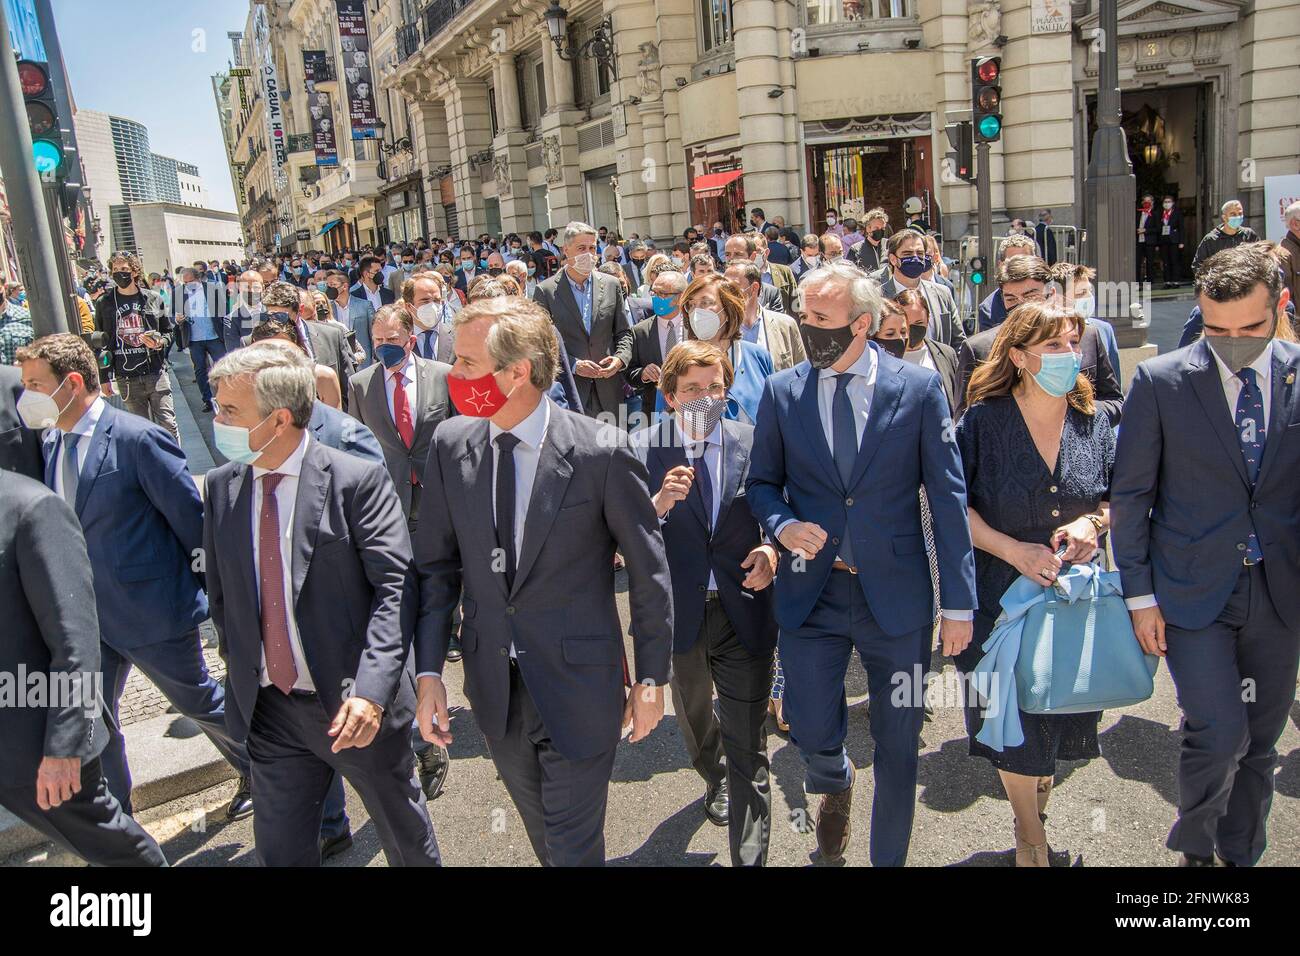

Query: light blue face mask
[651,295,677,317]
[1027,350,1082,398]
[1227,215,1244,230]
[213,413,275,466]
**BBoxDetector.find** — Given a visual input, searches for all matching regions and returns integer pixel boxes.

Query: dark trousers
[0,757,166,866]
[670,597,774,866]
[320,721,435,840]
[99,630,251,815]
[1160,241,1182,284]
[188,336,226,403]
[1138,243,1159,284]
[247,687,440,867]
[486,662,617,866]
[780,570,932,867]
[1164,565,1300,866]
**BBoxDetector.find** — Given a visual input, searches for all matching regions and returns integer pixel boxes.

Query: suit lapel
[794,365,840,490]
[653,416,706,532]
[555,276,588,342]
[414,357,441,441]
[74,407,115,517]
[714,421,748,533]
[364,365,404,448]
[848,356,903,491]
[512,410,575,595]
[1187,340,1250,489]
[229,464,257,606]
[457,420,506,598]
[290,441,330,604]
[1259,348,1299,481]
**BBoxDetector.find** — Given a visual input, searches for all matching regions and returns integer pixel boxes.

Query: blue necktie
[422,330,436,360]
[61,433,81,505]
[1235,367,1265,562]
[689,443,714,533]
[832,374,857,566]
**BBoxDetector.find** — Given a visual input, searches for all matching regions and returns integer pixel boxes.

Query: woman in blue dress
[955,302,1116,866]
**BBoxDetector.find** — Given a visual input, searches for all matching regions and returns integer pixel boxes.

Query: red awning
[692,169,743,198]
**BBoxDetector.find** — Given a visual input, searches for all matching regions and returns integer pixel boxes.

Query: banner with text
[335,0,380,139]
[303,50,339,167]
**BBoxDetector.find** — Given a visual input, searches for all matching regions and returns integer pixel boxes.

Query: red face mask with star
[448,369,513,417]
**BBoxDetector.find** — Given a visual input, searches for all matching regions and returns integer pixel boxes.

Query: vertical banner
[252,5,288,189]
[335,0,380,139]
[303,50,339,167]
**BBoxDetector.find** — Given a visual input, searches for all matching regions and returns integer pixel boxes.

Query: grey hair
[652,270,688,294]
[454,297,558,390]
[209,341,316,428]
[799,262,884,334]
[1286,201,1300,226]
[1221,199,1243,215]
[561,221,598,247]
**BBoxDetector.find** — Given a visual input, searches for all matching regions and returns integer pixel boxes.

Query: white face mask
[415,301,442,329]
[1074,296,1096,320]
[17,377,74,430]
[570,252,596,276]
[689,308,722,341]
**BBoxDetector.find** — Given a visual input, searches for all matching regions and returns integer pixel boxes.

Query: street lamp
[543,2,617,77]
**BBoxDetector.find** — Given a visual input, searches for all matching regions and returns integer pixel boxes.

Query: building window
[489,88,499,137]
[535,60,547,117]
[700,0,732,53]
[805,0,911,26]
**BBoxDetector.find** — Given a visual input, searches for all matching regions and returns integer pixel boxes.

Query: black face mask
[799,322,858,369]
[870,228,886,242]
[874,337,907,359]
[325,286,340,301]
[315,306,330,321]
[488,267,504,277]
[907,324,927,349]
[112,271,133,288]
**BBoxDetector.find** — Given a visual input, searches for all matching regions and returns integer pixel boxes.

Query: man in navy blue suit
[632,340,779,866]
[746,262,977,866]
[1112,243,1300,867]
[16,334,253,820]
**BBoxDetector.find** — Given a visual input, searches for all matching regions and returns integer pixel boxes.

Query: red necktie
[392,371,418,485]
[258,473,298,694]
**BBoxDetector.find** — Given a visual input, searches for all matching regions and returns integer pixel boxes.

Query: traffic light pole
[0,0,74,337]
[976,141,993,302]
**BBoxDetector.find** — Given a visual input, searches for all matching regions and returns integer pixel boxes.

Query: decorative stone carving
[636,42,661,101]
[967,0,1002,53]
[493,153,512,195]
[542,135,563,185]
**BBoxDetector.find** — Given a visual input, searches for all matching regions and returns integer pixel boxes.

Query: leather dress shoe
[445,635,463,663]
[704,778,729,826]
[416,745,450,801]
[1178,852,1216,867]
[226,776,253,820]
[816,769,854,863]
[319,830,353,862]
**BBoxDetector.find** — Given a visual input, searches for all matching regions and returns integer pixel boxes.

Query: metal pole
[0,0,72,337]
[43,182,80,334]
[976,140,993,305]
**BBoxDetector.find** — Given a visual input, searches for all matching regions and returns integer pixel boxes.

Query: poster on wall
[335,0,380,139]
[1263,175,1300,244]
[303,50,339,167]
[252,4,288,190]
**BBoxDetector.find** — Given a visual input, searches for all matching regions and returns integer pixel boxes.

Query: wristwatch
[1083,513,1104,534]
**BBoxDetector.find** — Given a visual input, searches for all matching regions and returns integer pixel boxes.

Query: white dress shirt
[251,431,316,692]
[48,397,107,498]
[675,418,723,590]
[383,353,419,424]
[1126,340,1274,611]
[363,283,383,314]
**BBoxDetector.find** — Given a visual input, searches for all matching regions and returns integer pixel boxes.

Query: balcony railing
[287,133,313,154]
[397,22,420,62]
[421,0,479,48]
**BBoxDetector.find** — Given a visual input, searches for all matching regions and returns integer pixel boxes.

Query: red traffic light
[17,60,50,98]
[976,58,999,83]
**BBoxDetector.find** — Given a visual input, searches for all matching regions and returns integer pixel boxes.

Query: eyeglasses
[676,383,728,400]
[1002,290,1047,308]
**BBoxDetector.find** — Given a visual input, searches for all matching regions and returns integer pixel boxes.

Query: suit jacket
[625,314,669,420]
[627,294,652,327]
[550,333,584,414]
[746,345,978,633]
[1034,222,1058,265]
[304,317,358,410]
[758,283,785,315]
[203,438,417,742]
[0,472,108,784]
[46,402,206,649]
[957,324,1123,425]
[767,262,797,314]
[756,308,807,371]
[0,365,43,480]
[1136,209,1160,246]
[309,399,384,465]
[915,338,961,413]
[850,239,885,272]
[1156,207,1186,245]
[1111,339,1300,631]
[532,269,632,415]
[347,356,454,517]
[633,417,777,657]
[880,274,967,349]
[335,294,376,368]
[413,404,674,760]
[413,319,457,365]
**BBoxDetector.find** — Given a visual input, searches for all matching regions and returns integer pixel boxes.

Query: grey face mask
[1205,320,1274,374]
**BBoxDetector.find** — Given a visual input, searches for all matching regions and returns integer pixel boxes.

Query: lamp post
[543,2,617,77]
[1084,0,1142,347]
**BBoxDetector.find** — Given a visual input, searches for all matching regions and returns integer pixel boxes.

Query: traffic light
[969,255,987,287]
[970,56,1002,143]
[944,120,976,184]
[18,60,65,178]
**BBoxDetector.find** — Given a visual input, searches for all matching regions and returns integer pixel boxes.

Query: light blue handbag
[1015,562,1158,715]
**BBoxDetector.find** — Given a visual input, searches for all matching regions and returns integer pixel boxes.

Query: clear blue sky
[51,0,251,212]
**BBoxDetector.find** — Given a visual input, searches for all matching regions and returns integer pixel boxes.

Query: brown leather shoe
[816,778,854,863]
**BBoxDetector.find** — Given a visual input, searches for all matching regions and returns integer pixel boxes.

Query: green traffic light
[978,115,1002,140]
[32,139,61,174]
[971,271,985,285]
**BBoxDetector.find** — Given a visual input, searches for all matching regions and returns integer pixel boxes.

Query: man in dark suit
[728,233,795,314]
[956,255,1123,424]
[351,254,397,315]
[264,282,357,409]
[204,343,441,866]
[1033,210,1058,266]
[414,297,673,866]
[625,270,687,426]
[1158,195,1187,287]
[1111,244,1300,867]
[0,471,166,866]
[15,334,253,819]
[347,304,454,528]
[404,272,457,365]
[1136,194,1160,285]
[893,289,961,413]
[1,364,43,478]
[227,271,265,353]
[746,263,977,866]
[532,221,632,420]
[878,230,966,349]
[632,341,778,866]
